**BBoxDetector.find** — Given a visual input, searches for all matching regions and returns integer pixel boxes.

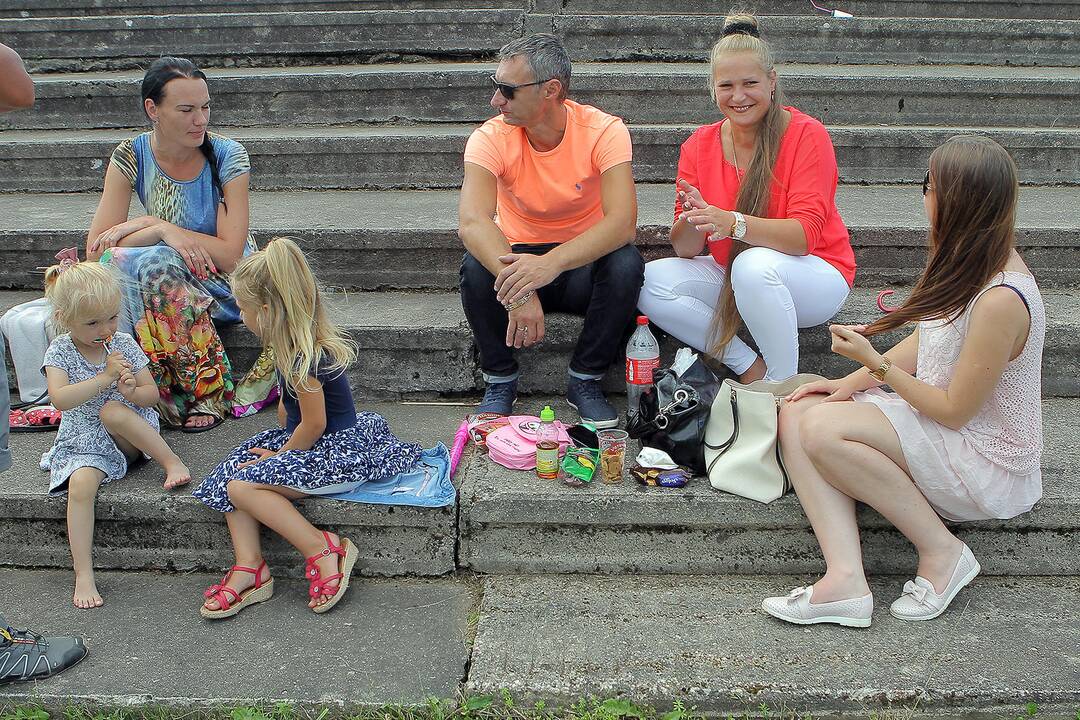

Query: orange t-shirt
[463,99,633,245]
[675,107,856,286]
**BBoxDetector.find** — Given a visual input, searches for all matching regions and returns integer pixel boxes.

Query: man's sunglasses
[490,75,548,100]
[922,169,932,196]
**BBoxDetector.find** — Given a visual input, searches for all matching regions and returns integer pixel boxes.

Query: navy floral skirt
[193,411,423,513]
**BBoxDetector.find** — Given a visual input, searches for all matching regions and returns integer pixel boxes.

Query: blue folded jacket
[327,443,455,507]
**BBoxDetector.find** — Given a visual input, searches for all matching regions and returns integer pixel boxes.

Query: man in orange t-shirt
[458,33,642,428]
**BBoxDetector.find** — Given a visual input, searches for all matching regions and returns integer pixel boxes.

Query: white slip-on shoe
[890,543,981,622]
[761,585,873,628]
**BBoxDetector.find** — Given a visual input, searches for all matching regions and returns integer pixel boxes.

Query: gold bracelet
[503,290,534,313]
[867,356,893,383]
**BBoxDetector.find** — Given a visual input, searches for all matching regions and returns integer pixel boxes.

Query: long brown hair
[707,13,789,355]
[863,135,1019,336]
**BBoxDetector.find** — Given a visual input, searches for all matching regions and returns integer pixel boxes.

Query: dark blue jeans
[460,243,644,381]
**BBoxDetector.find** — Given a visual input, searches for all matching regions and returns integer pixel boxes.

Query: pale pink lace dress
[854,271,1044,521]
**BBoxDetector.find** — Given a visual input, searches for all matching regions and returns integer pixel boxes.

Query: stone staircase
[1,1,1078,717]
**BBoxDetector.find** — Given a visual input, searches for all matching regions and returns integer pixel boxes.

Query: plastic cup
[597,429,629,484]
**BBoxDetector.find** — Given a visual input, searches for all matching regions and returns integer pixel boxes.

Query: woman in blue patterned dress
[194,238,422,618]
[85,57,273,431]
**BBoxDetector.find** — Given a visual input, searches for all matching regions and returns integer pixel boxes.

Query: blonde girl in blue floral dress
[194,238,421,618]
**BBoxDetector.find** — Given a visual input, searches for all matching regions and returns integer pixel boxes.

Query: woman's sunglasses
[922,169,932,196]
[489,75,548,100]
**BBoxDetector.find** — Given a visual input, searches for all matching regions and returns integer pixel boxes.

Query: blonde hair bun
[721,13,760,38]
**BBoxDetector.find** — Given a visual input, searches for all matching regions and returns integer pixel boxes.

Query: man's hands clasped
[496,252,559,349]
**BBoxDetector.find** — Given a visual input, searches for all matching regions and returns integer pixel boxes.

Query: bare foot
[163,461,192,491]
[916,538,966,594]
[73,574,104,609]
[307,532,344,610]
[738,357,767,384]
[203,562,270,612]
[183,414,217,431]
[810,574,872,604]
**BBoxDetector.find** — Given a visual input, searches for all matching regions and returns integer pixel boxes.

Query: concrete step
[6,569,1075,718]
[7,12,1077,72]
[5,0,1079,19]
[557,0,1080,19]
[5,283,1078,401]
[3,185,1079,292]
[3,0,1078,19]
[1,123,1076,192]
[4,393,1077,578]
[0,0,522,17]
[0,568,474,710]
[547,13,1079,66]
[459,398,1080,577]
[9,9,523,73]
[1,402,465,577]
[7,62,1080,131]
[467,574,1080,718]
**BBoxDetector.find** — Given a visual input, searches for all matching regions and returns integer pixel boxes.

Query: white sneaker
[761,585,873,628]
[890,543,981,622]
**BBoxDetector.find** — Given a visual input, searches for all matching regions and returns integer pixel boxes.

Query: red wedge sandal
[305,531,358,615]
[200,560,274,619]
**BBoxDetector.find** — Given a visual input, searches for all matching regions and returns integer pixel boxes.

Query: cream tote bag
[703,373,825,504]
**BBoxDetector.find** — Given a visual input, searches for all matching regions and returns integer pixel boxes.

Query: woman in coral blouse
[638,13,855,382]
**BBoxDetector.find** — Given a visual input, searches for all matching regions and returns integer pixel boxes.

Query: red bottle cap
[637,315,649,325]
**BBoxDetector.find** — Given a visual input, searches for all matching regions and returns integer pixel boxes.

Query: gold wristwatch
[867,356,893,382]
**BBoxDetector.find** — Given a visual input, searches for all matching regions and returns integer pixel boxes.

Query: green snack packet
[560,446,599,487]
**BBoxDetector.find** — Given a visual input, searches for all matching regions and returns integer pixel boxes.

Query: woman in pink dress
[762,136,1044,628]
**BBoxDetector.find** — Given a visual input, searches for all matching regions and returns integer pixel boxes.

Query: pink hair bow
[54,247,79,272]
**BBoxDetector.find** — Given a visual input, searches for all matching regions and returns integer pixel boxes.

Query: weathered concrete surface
[6,13,1076,69]
[6,62,1079,131]
[6,10,523,71]
[4,286,1079,398]
[554,14,1079,66]
[1,403,466,576]
[0,0,521,17]
[0,124,1076,192]
[562,0,1080,19]
[0,569,477,709]
[2,186,1079,290]
[466,574,1080,717]
[458,397,1080,576]
[2,0,1078,20]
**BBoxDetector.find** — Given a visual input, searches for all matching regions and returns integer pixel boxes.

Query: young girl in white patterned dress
[762,136,1044,627]
[194,237,421,619]
[41,257,191,609]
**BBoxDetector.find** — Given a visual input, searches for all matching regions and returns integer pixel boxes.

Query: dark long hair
[863,135,1018,336]
[707,14,788,356]
[140,56,225,207]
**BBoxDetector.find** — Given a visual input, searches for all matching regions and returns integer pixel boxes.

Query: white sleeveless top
[915,271,1045,475]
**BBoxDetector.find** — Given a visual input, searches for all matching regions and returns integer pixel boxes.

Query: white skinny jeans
[638,247,850,381]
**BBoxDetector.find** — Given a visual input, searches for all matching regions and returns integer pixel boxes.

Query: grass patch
[3,695,1075,720]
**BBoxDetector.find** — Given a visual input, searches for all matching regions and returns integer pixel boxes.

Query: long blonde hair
[863,136,1019,336]
[708,13,789,355]
[230,237,356,393]
[44,260,123,331]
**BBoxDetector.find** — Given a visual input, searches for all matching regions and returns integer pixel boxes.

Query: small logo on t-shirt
[575,183,582,191]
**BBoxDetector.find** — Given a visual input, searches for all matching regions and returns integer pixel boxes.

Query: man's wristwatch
[730,211,747,240]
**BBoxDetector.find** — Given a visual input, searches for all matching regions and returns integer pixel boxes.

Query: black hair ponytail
[141,56,226,209]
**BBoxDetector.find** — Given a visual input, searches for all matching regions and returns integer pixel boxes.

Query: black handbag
[626,355,721,475]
